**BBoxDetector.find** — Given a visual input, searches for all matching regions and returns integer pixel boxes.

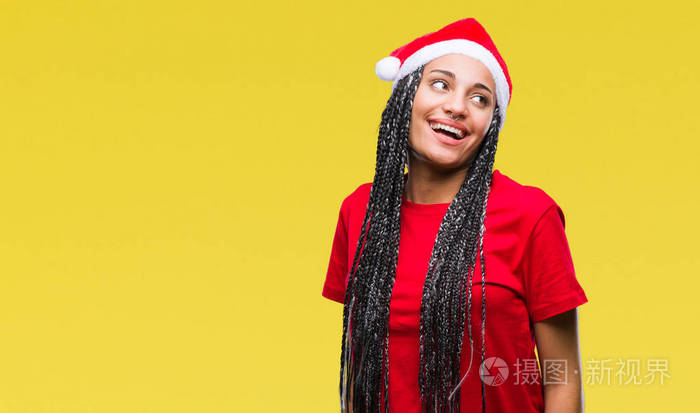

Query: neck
[403,155,471,204]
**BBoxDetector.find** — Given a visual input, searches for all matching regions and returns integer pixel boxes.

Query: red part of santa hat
[375,18,512,132]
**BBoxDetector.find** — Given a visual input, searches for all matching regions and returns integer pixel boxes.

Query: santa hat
[375,18,512,132]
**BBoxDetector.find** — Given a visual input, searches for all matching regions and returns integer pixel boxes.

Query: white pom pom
[375,56,400,81]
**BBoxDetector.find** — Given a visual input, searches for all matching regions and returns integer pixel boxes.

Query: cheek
[408,108,425,140]
[407,118,421,147]
[408,94,434,136]
[411,88,434,116]
[475,111,494,133]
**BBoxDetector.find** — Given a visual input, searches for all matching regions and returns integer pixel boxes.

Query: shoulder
[338,181,373,217]
[492,169,565,227]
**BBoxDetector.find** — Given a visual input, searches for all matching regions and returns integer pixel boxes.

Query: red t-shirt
[322,169,588,413]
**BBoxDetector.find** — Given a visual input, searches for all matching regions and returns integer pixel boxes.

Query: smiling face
[407,54,497,172]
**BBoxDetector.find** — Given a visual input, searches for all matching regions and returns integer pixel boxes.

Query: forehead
[424,54,494,87]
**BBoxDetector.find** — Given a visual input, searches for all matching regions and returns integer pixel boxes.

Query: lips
[427,119,470,147]
[428,118,469,137]
[428,122,467,146]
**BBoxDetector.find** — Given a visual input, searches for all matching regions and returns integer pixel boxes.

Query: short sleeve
[321,203,349,304]
[521,204,588,322]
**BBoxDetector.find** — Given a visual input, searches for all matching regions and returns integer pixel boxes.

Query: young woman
[322,18,588,413]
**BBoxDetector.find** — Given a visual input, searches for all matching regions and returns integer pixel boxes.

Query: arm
[533,308,585,413]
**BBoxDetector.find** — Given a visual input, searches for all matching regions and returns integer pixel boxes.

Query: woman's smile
[428,118,470,146]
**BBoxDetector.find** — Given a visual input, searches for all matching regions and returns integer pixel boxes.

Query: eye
[472,95,489,106]
[430,79,448,90]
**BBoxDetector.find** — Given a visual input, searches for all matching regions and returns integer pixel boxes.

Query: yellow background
[0,0,697,411]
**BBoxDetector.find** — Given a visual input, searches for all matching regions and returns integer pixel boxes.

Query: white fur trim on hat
[375,56,401,81]
[391,39,510,131]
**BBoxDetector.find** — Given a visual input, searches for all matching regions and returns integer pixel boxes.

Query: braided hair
[338,63,502,413]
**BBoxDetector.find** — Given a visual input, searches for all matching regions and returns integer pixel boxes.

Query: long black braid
[338,63,502,413]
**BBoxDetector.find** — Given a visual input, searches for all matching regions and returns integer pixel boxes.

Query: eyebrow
[429,69,493,95]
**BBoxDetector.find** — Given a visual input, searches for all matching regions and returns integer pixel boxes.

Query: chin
[424,147,468,169]
[408,139,472,171]
[425,153,468,171]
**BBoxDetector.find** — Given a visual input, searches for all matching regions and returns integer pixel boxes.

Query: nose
[442,92,468,120]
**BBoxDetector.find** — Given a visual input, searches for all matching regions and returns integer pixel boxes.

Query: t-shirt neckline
[401,194,451,216]
[400,169,501,216]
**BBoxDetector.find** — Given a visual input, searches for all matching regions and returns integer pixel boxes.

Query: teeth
[429,121,465,138]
